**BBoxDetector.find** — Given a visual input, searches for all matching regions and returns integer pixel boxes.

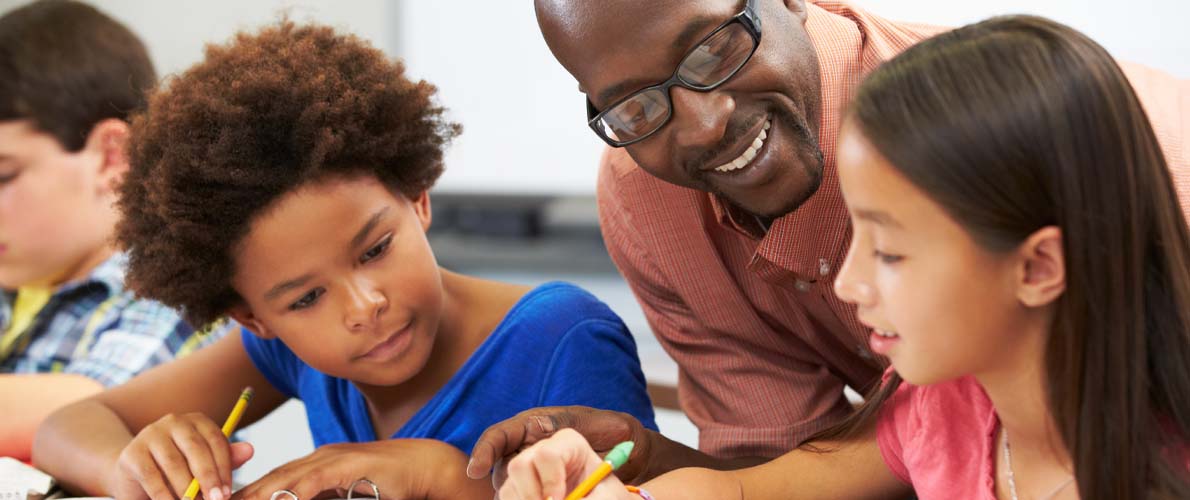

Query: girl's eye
[0,171,19,185]
[361,235,392,263]
[289,287,325,311]
[873,250,904,264]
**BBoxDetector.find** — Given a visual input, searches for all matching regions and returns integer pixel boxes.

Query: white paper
[0,457,54,500]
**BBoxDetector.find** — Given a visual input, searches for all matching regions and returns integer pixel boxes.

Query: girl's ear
[1016,226,1066,307]
[410,191,432,232]
[228,304,276,339]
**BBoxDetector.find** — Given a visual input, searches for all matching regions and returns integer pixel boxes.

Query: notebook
[0,457,54,500]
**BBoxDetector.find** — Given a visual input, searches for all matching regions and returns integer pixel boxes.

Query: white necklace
[1002,428,1075,500]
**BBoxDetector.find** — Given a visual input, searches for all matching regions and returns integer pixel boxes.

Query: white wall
[1,0,1185,194]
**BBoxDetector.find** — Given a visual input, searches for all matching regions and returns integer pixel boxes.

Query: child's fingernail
[210,487,225,500]
[223,486,232,498]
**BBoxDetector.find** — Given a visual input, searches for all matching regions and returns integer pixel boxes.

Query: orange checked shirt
[598,0,1190,459]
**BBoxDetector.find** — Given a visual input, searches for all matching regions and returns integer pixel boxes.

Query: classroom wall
[1,0,1186,196]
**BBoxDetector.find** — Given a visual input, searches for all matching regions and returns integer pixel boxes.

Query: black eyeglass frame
[585,0,762,147]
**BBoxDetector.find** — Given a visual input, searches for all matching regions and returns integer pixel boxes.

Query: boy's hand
[108,412,253,500]
[230,439,489,500]
[497,428,633,500]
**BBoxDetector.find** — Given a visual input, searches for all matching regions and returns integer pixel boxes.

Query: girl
[32,21,656,500]
[497,15,1190,500]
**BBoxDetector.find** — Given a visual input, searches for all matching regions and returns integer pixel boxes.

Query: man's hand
[467,406,656,488]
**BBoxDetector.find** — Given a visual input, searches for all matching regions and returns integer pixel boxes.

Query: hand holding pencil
[181,387,254,500]
[498,428,636,500]
[108,387,255,500]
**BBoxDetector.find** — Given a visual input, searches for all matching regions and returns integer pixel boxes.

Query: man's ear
[81,118,131,196]
[1016,226,1066,307]
[228,304,276,339]
[782,0,809,23]
[410,190,432,232]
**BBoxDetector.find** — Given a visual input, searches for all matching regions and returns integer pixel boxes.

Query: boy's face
[230,176,445,388]
[0,120,122,289]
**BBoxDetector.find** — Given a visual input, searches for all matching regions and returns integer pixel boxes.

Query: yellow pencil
[181,387,254,500]
[563,441,634,500]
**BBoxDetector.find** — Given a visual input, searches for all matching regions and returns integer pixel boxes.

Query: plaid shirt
[0,253,228,387]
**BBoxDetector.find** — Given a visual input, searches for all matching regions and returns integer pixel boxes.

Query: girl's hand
[498,428,634,500]
[231,438,490,500]
[109,412,254,500]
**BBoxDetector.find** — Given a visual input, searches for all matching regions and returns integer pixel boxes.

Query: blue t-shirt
[242,282,657,452]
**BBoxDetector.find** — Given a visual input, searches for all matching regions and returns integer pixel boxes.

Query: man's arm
[0,373,102,460]
[468,406,766,488]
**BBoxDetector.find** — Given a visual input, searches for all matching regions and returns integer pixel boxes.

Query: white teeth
[714,118,771,173]
[875,329,898,338]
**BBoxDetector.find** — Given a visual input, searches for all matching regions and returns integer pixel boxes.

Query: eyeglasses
[586,0,761,147]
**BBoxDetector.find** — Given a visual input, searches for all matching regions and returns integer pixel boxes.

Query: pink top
[876,376,1001,500]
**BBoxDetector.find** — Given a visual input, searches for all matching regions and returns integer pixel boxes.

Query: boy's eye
[289,287,325,310]
[360,235,392,263]
[0,171,19,184]
[873,250,904,264]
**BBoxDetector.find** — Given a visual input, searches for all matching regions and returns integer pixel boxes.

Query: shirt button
[795,280,811,292]
[819,258,831,276]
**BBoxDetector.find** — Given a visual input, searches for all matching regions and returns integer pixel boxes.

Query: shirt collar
[54,252,128,298]
[708,1,868,280]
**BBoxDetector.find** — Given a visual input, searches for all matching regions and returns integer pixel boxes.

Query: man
[467,0,1189,485]
[0,0,226,460]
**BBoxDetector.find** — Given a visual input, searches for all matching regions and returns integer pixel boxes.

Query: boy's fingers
[147,438,193,497]
[193,418,233,496]
[229,441,255,470]
[172,425,222,500]
[120,447,174,500]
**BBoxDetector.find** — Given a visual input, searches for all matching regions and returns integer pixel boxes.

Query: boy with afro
[33,20,656,500]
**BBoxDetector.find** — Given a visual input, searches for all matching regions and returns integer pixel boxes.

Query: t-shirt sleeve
[240,328,302,399]
[537,317,658,432]
[876,379,916,486]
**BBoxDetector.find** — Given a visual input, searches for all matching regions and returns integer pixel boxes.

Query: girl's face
[230,175,443,387]
[833,123,1060,385]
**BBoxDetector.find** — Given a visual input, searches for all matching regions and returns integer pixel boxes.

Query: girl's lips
[360,323,413,361]
[869,329,900,356]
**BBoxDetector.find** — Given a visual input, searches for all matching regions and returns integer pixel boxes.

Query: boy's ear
[1016,226,1066,307]
[411,191,432,231]
[82,118,131,195]
[227,304,276,339]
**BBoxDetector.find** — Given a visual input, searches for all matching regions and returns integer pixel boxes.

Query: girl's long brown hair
[815,15,1190,498]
